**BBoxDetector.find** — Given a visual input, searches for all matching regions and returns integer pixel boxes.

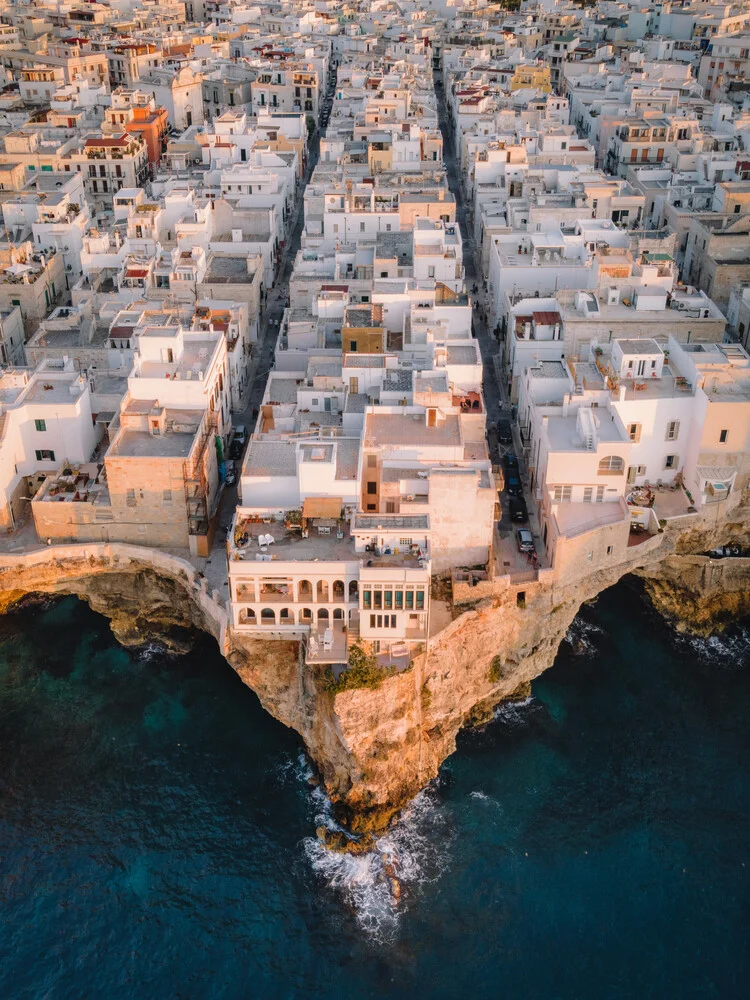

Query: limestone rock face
[1,508,750,833]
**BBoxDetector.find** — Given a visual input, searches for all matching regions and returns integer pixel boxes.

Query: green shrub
[488,655,503,683]
[323,644,396,693]
[421,681,432,710]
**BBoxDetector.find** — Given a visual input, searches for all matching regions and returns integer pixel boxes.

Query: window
[34,419,46,432]
[405,591,414,610]
[607,545,614,556]
[627,465,646,484]
[665,455,678,470]
[719,429,728,443]
[395,591,403,609]
[366,482,377,494]
[628,423,641,442]
[427,265,435,278]
[416,590,424,610]
[384,591,392,609]
[359,222,365,232]
[583,487,593,503]
[665,420,680,441]
[126,488,136,506]
[374,591,382,609]
[363,590,371,608]
[598,456,624,474]
[367,503,376,510]
[596,486,605,502]
[162,490,172,505]
[35,449,55,462]
[367,454,377,468]
[553,485,572,501]
[399,537,412,547]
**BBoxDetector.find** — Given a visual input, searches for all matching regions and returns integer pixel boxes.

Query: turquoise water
[0,585,748,999]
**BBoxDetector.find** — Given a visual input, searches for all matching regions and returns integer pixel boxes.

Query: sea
[0,582,748,1000]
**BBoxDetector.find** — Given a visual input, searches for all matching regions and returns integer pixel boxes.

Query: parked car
[515,528,535,553]
[233,425,247,446]
[509,496,528,522]
[506,474,523,497]
[224,461,237,487]
[503,451,519,474]
[497,419,513,444]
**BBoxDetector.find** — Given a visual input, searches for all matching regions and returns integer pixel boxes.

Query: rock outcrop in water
[1,504,749,834]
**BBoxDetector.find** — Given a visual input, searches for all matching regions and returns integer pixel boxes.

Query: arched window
[317,608,329,621]
[598,455,624,474]
[298,580,312,599]
[332,579,345,601]
[300,608,313,622]
[260,608,276,624]
[348,580,359,600]
[333,608,344,620]
[280,608,294,625]
[239,608,256,625]
[316,580,329,602]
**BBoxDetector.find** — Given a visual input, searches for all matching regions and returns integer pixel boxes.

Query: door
[637,360,646,376]
[324,397,332,412]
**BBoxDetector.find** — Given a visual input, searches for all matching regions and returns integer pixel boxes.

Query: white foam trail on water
[302,785,453,943]
[469,790,490,801]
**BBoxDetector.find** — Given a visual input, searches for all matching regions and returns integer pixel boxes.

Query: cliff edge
[1,508,749,835]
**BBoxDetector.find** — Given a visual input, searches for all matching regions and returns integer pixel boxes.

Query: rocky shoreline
[1,504,749,838]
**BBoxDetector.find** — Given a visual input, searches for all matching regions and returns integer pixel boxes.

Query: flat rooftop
[23,376,84,405]
[365,411,461,448]
[546,413,628,451]
[110,428,195,459]
[204,257,257,283]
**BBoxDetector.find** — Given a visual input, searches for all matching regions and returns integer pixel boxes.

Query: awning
[696,465,737,484]
[303,497,342,519]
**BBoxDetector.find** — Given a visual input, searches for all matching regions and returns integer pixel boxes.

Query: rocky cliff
[1,508,749,836]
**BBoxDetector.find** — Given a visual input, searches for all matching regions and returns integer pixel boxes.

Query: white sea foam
[469,790,490,801]
[302,785,453,943]
[136,641,170,662]
[564,617,605,657]
[493,695,535,727]
[678,624,750,669]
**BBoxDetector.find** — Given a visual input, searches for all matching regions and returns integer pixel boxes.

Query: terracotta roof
[533,311,561,325]
[85,135,128,147]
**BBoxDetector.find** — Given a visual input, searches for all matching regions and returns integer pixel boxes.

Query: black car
[503,451,520,474]
[509,496,528,522]
[506,475,523,497]
[229,439,244,461]
[497,419,513,444]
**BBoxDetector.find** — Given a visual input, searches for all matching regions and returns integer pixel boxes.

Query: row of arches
[296,580,358,602]
[239,607,355,626]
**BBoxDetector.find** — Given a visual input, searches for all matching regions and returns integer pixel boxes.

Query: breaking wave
[301,779,453,943]
[563,616,605,657]
[493,694,535,728]
[674,623,750,670]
